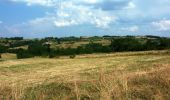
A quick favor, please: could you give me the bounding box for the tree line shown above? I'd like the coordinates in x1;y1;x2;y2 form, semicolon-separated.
0;36;170;59
16;37;170;59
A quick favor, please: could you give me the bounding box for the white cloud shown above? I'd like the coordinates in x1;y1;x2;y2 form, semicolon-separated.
9;0;136;33
124;2;136;9
11;0;132;7
3;0;170;37
27;1;118;28
4;25;21;34
28;17;55;25
121;26;139;32
83;0;98;4
11;0;56;7
10;0;100;7
93;16;115;28
152;20;170;31
54;20;78;27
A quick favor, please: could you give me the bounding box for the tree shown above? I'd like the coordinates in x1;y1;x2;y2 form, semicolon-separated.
16;49;33;59
28;42;50;56
159;38;170;49
8;37;23;40
145;39;161;50
0;45;8;53
110;37;144;52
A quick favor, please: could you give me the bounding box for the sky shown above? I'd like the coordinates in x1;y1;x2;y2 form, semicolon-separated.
0;0;170;38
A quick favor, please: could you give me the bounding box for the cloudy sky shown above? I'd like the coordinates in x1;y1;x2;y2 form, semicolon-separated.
0;0;170;38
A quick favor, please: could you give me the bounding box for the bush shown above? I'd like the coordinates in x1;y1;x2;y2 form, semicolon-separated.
0;45;8;53
49;54;55;58
17;49;33;59
69;55;76;59
145;39;161;50
0;54;1;58
49;54;60;58
168;49;170;54
110;37;144;51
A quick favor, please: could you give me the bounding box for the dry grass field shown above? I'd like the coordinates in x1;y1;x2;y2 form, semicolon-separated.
0;50;170;100
53;39;111;49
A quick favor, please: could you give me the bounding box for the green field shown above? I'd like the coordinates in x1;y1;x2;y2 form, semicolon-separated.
0;50;170;100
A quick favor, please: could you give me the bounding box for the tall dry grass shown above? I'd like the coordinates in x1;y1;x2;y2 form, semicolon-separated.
0;66;169;100
0;50;170;100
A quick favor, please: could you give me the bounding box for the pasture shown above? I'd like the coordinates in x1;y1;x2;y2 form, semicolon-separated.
0;50;170;100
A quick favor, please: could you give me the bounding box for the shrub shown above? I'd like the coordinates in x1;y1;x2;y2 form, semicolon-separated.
167;49;170;54
69;54;76;59
49;54;55;58
49;54;60;58
0;45;8;53
110;37;143;51
16;49;33;59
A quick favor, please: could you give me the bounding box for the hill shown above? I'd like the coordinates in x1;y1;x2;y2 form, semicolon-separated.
0;50;170;99
1;35;170;59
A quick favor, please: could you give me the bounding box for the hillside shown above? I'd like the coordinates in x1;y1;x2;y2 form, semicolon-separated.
0;50;170;99
1;36;170;59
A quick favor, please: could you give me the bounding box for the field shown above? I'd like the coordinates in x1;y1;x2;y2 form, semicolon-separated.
0;50;170;100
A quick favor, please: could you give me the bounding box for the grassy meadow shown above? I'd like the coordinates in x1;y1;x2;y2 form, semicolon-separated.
0;50;170;100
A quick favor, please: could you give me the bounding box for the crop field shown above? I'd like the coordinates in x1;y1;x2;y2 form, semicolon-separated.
0;50;170;100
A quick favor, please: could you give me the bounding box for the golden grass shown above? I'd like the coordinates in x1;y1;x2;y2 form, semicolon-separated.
1;53;17;59
11;45;28;50
54;39;111;49
0;50;170;99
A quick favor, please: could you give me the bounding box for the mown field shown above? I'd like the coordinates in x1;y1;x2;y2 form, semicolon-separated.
0;50;170;100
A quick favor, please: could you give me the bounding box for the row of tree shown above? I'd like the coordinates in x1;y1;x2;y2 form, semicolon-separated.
16;42;111;59
1;37;170;59
111;37;170;51
16;37;170;59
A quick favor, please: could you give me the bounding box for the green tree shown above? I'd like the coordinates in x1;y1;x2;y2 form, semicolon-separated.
17;49;33;59
110;37;144;52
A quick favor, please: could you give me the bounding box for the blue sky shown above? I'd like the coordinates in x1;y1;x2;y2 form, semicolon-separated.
0;0;170;38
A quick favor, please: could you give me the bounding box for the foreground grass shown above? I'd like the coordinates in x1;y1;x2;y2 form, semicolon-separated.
0;50;170;100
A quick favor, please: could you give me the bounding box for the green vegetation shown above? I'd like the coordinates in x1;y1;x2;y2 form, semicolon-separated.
0;35;170;59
